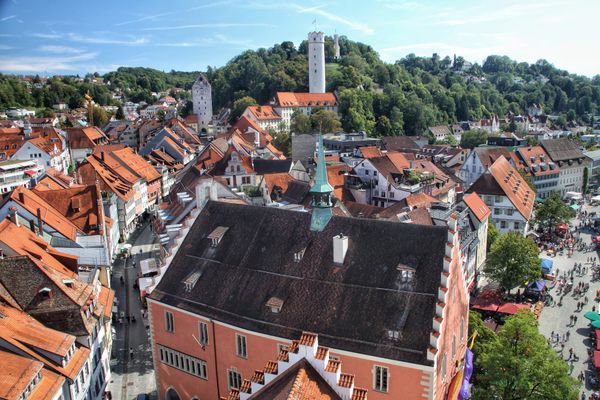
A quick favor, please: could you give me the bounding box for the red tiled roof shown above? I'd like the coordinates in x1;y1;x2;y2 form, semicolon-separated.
488;157;534;219
66;127;108;149
276;92;337;107
263;173;295;194
359;146;382;158
246;105;282;120
463;192;491;222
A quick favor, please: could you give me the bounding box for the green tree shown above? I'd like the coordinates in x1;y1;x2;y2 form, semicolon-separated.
230;96;258;122
468;311;497;358
487;218;499;251
310;109;342;133
473;311;579;400
533;192;575;234
155;108;165;121
375;115;392;137
269;128;291;156
460;130;488;149
484;232;541;293
508;119;518;132
91;106;108;127
290;111;312;134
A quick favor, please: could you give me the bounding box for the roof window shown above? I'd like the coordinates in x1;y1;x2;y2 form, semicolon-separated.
266;297;284;313
183;271;202;292
207;226;229;247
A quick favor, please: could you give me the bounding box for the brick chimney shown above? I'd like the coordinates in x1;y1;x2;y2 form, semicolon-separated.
8;207;19;227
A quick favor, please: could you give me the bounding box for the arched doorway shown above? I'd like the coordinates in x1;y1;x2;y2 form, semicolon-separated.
165;388;181;400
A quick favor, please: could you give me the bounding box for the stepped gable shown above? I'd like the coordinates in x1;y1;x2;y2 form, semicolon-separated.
151;201;447;365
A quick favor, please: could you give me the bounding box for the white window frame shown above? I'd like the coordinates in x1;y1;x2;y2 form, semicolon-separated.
227;368;242;390
373;365;389;392
236;334;247;358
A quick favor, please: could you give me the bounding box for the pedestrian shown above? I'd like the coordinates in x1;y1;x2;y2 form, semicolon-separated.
567;331;571;341
570;315;574;325
569;347;574;358
575;316;578;324
129;347;134;359
577;301;581;311
126;315;130;323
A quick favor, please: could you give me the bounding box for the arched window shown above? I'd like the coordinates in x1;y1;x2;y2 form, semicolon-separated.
165;388;181;400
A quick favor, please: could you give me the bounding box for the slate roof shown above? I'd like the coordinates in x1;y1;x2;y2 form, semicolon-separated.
541;138;586;162
253;159;293;175
151;201;448;365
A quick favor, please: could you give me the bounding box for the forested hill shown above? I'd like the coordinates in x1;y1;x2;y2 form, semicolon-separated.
1;36;599;136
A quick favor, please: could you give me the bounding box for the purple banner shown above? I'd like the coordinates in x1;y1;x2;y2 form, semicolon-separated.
459;348;474;399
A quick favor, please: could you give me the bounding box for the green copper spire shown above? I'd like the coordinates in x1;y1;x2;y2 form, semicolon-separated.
310;134;333;232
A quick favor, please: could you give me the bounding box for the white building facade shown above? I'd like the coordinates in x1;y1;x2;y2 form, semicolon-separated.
308;31;326;93
192;74;213;132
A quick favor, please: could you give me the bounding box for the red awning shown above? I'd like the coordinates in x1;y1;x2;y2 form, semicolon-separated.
594;351;600;368
496;303;530;315
24;169;37;176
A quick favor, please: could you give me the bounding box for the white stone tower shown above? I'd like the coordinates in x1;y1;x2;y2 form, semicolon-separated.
333;34;340;60
192;74;212;133
308;31;326;93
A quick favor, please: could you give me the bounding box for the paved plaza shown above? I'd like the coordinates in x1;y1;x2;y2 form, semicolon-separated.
537;201;600;398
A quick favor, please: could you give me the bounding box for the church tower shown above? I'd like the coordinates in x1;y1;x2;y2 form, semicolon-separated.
333;34;340;61
308;31;326;93
192;74;212;133
310;134;334;232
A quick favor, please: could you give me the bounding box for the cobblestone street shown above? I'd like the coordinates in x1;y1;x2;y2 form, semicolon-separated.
537;202;600;399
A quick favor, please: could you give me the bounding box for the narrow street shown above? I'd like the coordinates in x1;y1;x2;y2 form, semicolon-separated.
108;222;158;400
537;201;600;399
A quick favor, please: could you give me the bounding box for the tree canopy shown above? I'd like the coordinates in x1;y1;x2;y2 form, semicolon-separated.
484;231;541;292
533;192;575;233
460;130;488;149
473;310;579;400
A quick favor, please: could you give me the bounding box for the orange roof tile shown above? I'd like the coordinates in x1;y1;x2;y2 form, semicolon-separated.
276;92;337;107
0;219;78;277
488;157;534;219
326;164;348;200
98;285;115;319
29;367;64;400
404;192;439;209
463;192;491;222
263;173;295;194
359;146;383;158
246;105;282;120
0;350;43;400
8;187;81;241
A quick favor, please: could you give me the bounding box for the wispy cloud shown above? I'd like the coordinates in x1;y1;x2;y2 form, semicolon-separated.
116;0;236;26
0;45;14;50
291;4;374;35
156;34;260;50
375;0;423;11
31;32;148;46
38;45;84;54
0;52;98;72
1;15;16;22
143;22;275;31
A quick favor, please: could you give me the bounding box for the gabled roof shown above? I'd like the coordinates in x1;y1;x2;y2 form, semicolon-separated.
263;173;295;196
112;147;161;183
462;192;491;222
246;105;282;120
541;138;586;162
6;186;81;240
151;201;448;365
0;302;89;381
428;125;450;136
275;92;337;107
472;147;511;168
78;156;134;201
0;255;97;336
0;349;65;400
253;158;292;175
358;146;383;158
467;157;534;219
66;127;108;149
326;164;350;201
515;146;559;177
365;152;410;182
381;135;421;151
0;219;78;277
33;184;103;235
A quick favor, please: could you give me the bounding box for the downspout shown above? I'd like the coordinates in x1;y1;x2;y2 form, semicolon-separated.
211;319;221;398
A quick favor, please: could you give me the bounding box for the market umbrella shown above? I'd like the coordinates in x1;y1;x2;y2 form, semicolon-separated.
585;311;600;321
591;319;600;329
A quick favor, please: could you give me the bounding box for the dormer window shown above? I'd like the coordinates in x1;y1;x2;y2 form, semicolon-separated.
266;297;284;313
208;226;229;247
387;330;400;340
397;265;415;283
294;248;306;262
38;287;52;298
63;279;74;287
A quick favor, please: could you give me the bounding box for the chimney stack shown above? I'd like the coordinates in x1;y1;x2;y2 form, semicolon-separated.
36;208;44;236
8;207;19;227
333;233;348;265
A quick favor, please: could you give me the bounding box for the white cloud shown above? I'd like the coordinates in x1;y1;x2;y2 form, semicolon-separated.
143;22;275;31
188;0;237;10
30;33;62;39
1;15;16;22
156;34;259;50
31;32;148;46
376;0;423;11
0;52;98;72
291;4;374;35
38;45;84;54
116;0;236;26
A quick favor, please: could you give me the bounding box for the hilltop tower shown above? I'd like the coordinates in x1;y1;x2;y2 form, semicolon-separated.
192;74;212;133
333;34;340;60
308;31;326;93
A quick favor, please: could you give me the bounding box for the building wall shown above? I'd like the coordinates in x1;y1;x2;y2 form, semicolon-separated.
558;163;587;197
459;152;485;189
308;32;326;93
192;76;213;131
149;299;437;400
481;194;528;235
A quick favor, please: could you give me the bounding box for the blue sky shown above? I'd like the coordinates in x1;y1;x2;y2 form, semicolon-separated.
0;0;598;77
